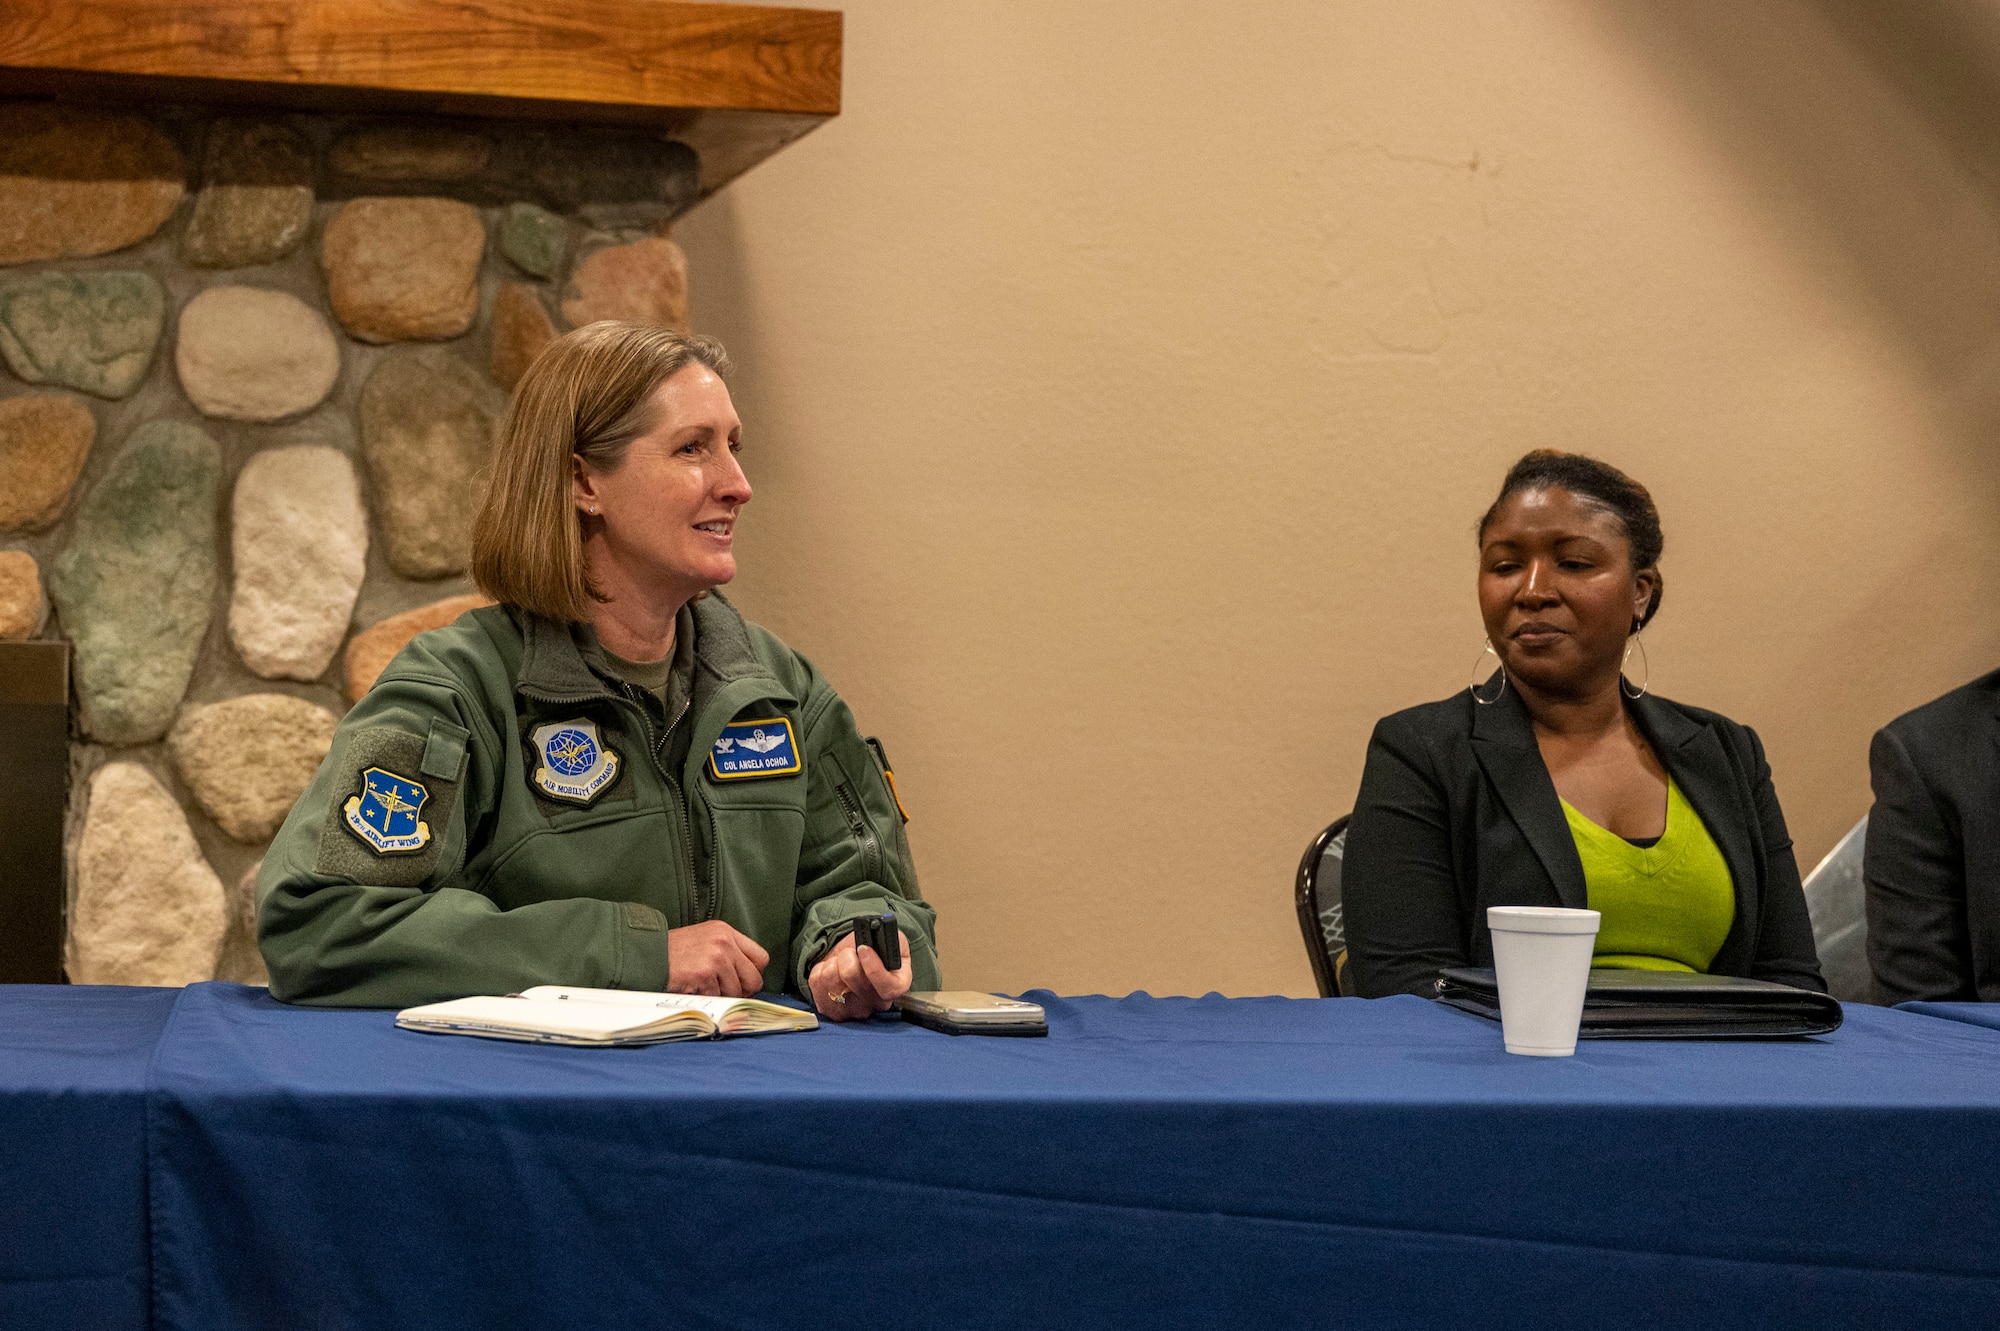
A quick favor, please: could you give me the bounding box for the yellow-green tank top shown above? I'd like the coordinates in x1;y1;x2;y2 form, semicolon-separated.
1560;778;1735;973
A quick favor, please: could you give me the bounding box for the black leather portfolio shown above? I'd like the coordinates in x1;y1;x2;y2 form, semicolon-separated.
1434;967;1844;1039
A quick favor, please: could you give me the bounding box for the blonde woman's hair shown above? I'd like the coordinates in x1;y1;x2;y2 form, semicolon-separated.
472;321;731;622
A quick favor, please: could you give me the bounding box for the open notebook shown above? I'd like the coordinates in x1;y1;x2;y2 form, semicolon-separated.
395;986;819;1046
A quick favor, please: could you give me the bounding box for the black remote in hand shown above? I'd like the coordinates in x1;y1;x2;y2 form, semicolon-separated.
850;912;902;971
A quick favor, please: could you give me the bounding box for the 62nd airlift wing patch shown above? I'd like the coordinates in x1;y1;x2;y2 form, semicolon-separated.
343;767;432;854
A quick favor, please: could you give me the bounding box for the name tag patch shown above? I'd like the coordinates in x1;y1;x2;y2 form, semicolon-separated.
530;718;621;804
710;716;801;780
343;767;433;855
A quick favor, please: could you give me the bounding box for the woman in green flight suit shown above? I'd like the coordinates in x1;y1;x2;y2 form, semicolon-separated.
258;322;938;1016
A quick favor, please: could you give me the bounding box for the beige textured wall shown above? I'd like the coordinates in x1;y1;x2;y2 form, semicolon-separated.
677;0;2000;997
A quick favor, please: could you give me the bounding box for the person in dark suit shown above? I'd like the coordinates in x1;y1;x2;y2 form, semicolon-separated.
1342;451;1825;999
1865;671;2000;1003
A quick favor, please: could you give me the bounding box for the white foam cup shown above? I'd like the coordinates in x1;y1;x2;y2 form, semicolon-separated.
1486;906;1601;1056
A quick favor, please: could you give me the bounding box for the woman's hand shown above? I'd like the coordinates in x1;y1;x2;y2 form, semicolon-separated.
666;921;770;997
808;930;912;1021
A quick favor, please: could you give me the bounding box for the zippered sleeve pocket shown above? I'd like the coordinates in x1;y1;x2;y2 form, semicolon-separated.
831;777;882;886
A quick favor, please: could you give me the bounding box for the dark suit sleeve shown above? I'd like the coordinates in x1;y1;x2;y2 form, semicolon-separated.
1736;726;1825;992
1864;726;1973;1003
1342;719;1468;999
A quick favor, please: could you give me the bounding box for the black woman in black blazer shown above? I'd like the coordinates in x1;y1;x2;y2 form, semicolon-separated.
1342;682;1827;999
1865;668;2000;1003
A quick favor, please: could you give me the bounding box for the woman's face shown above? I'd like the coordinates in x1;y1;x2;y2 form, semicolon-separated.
574;362;751;598
1477;486;1656;695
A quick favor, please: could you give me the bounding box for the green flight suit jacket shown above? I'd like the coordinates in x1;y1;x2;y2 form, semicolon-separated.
258;594;939;1007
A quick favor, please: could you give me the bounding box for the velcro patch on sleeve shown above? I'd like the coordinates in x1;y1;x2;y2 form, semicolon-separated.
314;726;463;887
421;717;471;782
622;901;663;931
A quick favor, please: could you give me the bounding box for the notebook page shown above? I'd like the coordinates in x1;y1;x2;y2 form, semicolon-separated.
397;995;711;1042
518;987;817;1033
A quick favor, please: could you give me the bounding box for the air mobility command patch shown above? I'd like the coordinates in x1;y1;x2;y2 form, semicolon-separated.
342;767;433;855
709;717;801;780
530;718;621;804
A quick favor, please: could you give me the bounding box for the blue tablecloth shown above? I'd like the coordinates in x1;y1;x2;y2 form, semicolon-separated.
1898;1000;2000;1032
9;983;2000;1330
0;985;178;1330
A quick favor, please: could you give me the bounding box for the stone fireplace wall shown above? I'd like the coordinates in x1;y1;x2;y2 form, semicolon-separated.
0;98;702;986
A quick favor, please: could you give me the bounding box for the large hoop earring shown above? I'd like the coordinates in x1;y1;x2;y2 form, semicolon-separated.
1621;633;1650;700
1468;640;1507;705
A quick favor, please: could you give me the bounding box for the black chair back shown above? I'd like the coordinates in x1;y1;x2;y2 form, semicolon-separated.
1294;814;1352;998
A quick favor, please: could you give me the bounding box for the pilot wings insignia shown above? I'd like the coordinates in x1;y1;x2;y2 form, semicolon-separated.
709;716;801;781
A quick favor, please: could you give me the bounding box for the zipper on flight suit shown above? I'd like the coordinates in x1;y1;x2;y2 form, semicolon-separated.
612;681;703;923
833;779;881;884
700;802;721;924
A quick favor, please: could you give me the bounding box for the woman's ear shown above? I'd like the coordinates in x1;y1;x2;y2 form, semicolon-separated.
1632;568;1660;629
571;454;600;515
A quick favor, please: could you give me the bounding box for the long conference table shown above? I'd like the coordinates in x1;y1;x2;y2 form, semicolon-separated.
4;982;1998;1331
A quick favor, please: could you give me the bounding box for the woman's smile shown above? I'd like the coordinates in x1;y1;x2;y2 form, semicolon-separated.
573;363;753;610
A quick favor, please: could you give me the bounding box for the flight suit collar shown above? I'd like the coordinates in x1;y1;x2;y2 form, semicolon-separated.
513;593;797;718
513;610;615;705
687;591;769;684
681;594;801;789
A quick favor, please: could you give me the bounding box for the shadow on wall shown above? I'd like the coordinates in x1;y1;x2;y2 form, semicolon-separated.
1586;0;2000;874
1813;0;2000;206
1586;0;2000;406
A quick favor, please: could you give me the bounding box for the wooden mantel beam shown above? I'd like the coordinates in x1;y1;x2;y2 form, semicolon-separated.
0;1;841;117
0;2;841;191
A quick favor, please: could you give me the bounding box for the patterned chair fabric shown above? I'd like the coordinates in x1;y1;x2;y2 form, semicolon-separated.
1294;815;1351;998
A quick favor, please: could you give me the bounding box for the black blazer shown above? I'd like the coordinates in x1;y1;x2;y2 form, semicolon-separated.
1865;668;2000;1003
1342;682;1826;999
